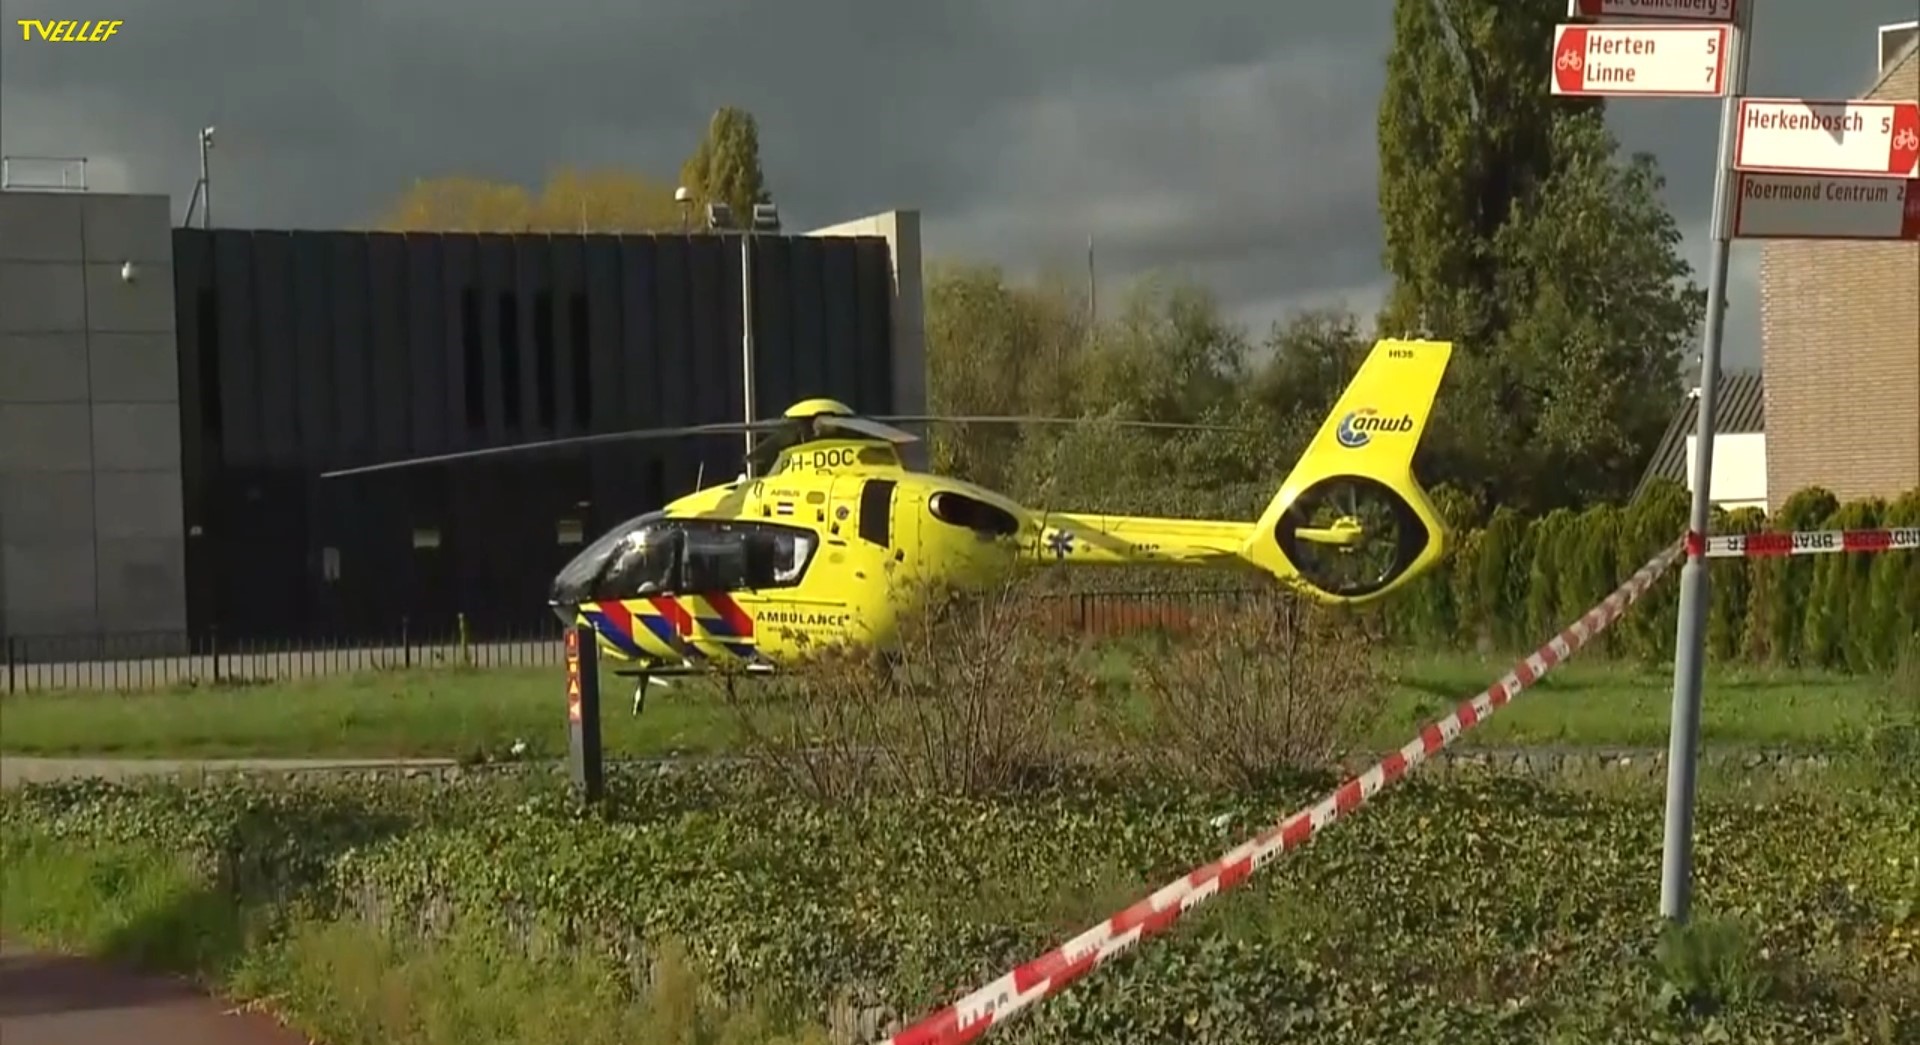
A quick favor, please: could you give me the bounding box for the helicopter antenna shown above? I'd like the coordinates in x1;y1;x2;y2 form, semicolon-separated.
695;460;705;492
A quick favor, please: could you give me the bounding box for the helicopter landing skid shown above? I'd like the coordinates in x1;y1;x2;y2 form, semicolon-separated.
613;665;684;716
612;662;776;715
631;674;665;716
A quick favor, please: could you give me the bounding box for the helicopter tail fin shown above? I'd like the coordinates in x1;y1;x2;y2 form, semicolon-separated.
1237;338;1454;600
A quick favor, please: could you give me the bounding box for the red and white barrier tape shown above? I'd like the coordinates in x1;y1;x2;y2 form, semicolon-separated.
881;540;1689;1045
1700;527;1920;559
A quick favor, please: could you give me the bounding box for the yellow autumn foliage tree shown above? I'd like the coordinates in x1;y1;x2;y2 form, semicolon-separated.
376;167;687;233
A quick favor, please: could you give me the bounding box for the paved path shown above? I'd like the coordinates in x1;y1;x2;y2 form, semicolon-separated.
0;756;455;788
4;743;1788;790
0;941;313;1044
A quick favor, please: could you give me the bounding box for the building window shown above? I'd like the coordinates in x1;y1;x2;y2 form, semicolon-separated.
499;292;522;430
534;291;557;431
461;289;484;433
569;293;592;429
196;288;224;440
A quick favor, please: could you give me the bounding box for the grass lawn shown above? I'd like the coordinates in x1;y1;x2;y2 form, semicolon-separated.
0;830;821;1045
0;646;1896;760
1369;650;1894;751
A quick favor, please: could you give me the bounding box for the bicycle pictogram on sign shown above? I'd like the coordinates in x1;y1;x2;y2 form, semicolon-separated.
1557;49;1584;72
1893;127;1919;152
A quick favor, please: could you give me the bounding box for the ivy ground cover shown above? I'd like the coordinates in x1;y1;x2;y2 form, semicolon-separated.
3;767;1915;1045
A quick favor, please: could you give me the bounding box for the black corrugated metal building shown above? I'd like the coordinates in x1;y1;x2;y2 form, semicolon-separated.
170;229;898;642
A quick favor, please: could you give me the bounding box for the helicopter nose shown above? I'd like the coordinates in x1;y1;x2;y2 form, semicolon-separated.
549;546;601;606
550;569;585;606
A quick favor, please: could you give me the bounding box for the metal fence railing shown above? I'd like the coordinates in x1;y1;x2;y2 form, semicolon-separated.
1;155;90;191
3;590;1259;694
2;620;563;694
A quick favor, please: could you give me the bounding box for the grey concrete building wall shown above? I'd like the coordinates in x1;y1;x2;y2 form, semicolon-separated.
0;189;187;654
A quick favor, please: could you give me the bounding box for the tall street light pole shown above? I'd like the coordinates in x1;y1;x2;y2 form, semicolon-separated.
197;126;215;229
705;199;782;479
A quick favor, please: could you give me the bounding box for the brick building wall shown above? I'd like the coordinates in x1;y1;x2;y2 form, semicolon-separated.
1759;38;1920;512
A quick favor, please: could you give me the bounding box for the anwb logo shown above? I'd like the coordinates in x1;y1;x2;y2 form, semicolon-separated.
1335;408;1415;449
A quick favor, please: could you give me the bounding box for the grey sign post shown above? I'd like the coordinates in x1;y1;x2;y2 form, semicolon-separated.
1659;0;1756;924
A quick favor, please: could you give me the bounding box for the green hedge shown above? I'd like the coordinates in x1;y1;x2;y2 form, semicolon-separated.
1383;481;1920;671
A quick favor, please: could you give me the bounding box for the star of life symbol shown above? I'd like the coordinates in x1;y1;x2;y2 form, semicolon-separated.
1044;528;1075;559
1895;127;1919;152
1557;48;1582;72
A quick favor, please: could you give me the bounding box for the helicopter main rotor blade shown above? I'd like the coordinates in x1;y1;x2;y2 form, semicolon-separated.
815;414;920;444
871;414;1261;435
320;419;794;478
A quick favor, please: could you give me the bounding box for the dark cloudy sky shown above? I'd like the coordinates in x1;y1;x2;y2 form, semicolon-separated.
4;2;1914;371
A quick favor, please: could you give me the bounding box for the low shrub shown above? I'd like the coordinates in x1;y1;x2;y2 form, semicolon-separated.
720;573;1390;800
719;572;1097;801
1132;584;1385;789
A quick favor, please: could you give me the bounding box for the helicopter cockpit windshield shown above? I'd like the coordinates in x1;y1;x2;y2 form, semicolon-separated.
549;511;821;612
549;511;680;607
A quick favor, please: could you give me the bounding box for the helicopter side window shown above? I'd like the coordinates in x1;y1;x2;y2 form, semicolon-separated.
758;529;814;585
675;522;818;591
681;526;752;591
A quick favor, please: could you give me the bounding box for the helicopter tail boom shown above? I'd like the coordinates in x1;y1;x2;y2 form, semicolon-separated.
1026;515;1255;568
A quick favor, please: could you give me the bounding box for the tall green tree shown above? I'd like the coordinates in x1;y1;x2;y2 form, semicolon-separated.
922;262;1089;489
924;263;1267;517
679;107;771;226
1377;0;1705;513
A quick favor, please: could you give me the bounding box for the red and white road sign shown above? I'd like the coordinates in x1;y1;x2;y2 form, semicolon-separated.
1735;98;1920;178
1702;528;1920;558
1551;24;1730;97
1733;173;1920;240
1568;0;1737;22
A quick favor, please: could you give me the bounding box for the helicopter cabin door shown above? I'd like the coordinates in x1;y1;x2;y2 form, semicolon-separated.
672;480;864;665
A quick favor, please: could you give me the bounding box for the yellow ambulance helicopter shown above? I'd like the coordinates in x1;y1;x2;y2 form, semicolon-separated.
324;337;1454;710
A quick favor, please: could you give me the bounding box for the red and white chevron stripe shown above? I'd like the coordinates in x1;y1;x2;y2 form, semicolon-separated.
1700;527;1920;558
879;539;1688;1045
